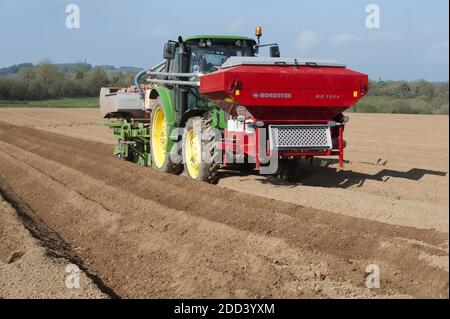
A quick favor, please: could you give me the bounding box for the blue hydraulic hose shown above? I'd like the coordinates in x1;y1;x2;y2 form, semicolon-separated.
134;69;147;98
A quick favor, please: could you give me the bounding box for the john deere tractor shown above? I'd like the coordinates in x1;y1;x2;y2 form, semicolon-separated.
100;29;368;183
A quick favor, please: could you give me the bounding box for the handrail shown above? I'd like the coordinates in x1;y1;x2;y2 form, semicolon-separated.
147;78;200;87
135;61;201;96
146;71;199;78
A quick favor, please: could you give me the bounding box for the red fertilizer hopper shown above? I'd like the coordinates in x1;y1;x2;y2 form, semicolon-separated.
200;57;368;121
199;57;368;170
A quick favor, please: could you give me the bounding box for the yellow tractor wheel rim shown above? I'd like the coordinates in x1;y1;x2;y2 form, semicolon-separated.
151;107;167;169
185;129;201;179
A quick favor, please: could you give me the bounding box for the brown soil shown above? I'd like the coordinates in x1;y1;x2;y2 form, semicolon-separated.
0;112;448;298
1;109;447;232
0;193;108;298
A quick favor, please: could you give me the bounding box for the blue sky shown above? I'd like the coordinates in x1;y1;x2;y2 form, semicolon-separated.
0;0;448;81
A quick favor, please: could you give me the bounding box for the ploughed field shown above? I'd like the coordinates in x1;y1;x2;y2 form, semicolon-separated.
0;108;448;298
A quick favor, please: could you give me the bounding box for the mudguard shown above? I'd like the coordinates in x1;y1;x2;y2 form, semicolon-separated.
151;87;176;127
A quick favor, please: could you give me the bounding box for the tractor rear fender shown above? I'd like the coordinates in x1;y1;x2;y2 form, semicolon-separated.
150;86;181;144
150;87;176;127
179;109;207;128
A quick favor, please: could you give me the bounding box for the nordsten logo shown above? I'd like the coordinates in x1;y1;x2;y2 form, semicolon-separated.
253;92;292;99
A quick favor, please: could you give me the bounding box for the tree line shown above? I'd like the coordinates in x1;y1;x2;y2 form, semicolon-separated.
0;61;448;114
352;80;449;115
0;61;136;100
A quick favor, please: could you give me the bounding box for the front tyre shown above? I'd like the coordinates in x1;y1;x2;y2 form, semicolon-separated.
183;116;220;184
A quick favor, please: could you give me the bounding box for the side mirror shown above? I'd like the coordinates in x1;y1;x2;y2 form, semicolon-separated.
163;42;177;59
270;45;280;58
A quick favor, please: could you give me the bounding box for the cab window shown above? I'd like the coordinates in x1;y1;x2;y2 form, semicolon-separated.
190;44;253;74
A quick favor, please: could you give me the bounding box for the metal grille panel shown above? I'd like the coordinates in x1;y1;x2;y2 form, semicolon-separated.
270;125;332;150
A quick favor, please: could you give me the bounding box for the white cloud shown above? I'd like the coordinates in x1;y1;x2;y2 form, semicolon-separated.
431;40;449;51
226;18;245;33
295;31;321;52
425;40;449;62
329;34;361;46
146;26;171;38
368;31;401;41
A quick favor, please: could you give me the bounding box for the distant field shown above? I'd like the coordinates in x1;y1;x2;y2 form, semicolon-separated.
0;98;99;108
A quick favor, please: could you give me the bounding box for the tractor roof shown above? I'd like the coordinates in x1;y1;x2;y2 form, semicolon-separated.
184;35;256;44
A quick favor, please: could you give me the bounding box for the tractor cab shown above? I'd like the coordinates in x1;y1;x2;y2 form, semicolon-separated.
159;35;282;124
163;35;280;75
163;36;257;75
159;36;260;124
184;36;256;74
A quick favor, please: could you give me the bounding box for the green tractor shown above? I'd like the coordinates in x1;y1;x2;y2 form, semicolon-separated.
101;32;280;183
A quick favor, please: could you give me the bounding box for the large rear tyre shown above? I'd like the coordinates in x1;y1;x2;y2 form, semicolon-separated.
150;99;183;175
183;116;220;184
